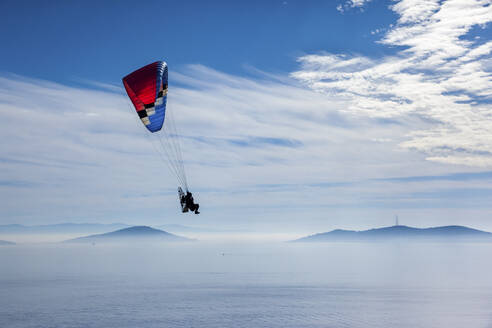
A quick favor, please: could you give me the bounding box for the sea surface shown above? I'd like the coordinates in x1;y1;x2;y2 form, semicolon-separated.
1;241;492;328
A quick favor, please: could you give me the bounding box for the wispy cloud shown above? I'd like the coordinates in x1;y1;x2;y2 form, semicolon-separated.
377;171;492;183
337;0;372;13
0;68;384;224
0;180;38;188
294;0;492;167
2;57;492;229
227;136;302;148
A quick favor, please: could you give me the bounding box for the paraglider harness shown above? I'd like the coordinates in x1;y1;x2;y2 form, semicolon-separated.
178;187;200;214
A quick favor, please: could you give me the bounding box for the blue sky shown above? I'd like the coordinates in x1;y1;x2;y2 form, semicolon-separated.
1;0;492;233
0;0;398;83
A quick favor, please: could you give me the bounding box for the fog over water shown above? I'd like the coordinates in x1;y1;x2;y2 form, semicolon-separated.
1;241;492;327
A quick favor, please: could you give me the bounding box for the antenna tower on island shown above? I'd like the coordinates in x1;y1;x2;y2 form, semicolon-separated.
395;215;399;226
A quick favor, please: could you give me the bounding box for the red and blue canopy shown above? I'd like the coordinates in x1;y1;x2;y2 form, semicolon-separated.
122;61;168;133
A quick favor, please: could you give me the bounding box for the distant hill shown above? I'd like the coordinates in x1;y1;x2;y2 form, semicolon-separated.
0;223;129;234
0;223;245;236
65;226;192;243
293;225;492;242
0;239;15;245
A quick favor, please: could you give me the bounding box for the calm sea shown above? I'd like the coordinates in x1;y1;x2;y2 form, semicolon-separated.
1;241;492;327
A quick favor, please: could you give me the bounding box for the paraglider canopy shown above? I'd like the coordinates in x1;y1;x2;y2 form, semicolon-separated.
122;61;168;133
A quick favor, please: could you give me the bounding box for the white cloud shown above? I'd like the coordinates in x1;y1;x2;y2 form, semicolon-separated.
4;64;484;228
0;69;409;224
293;0;492;168
390;0;440;24
337;0;372;12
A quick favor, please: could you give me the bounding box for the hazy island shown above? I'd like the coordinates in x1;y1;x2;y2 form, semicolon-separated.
0;223;129;235
293;225;492;243
65;226;192;243
0;239;15;245
0;222;224;236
